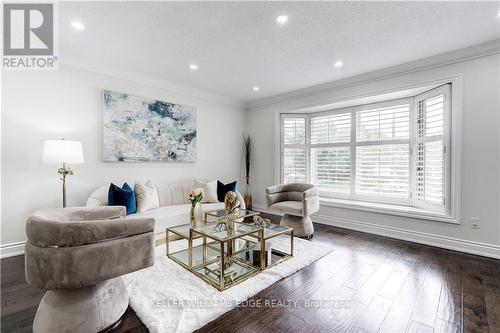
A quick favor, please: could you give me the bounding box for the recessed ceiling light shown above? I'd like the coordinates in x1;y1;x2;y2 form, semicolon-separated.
70;21;85;31
334;60;344;68
497;11;500;18
276;15;288;25
253;86;260;91
189;64;198;71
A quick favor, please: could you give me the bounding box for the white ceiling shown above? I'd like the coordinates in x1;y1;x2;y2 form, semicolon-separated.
60;1;500;103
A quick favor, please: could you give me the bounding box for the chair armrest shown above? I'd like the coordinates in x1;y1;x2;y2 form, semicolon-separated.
303;186;319;199
302;186;319;216
303;196;320;217
266;184;287;195
31;206;126;222
27;207;154;247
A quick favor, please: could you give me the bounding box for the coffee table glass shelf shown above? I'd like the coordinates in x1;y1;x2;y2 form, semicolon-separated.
166;211;293;291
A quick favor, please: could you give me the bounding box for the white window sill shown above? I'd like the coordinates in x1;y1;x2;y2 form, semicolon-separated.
319;197;459;224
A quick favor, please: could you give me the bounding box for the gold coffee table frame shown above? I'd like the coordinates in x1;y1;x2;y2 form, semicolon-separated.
166;210;294;291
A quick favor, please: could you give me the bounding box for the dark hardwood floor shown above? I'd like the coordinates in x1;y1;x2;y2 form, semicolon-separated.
2;213;500;333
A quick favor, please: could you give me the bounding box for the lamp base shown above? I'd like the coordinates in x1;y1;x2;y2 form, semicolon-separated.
58;164;73;208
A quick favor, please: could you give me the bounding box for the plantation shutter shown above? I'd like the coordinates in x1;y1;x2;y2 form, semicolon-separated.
413;85;450;209
282;116;307;183
355;102;411;199
310;112;351;193
279;84;452;213
311;113;351;144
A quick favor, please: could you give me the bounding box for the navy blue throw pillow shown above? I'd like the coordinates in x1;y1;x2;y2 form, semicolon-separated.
217;180;237;202
108;183;137;215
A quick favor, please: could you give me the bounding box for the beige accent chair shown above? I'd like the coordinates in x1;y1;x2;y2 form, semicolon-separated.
266;183;319;239
25;206;155;333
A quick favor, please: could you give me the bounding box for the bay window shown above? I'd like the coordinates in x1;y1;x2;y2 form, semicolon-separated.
280;84;452;216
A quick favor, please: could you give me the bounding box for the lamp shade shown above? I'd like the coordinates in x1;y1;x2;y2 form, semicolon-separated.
42;140;84;164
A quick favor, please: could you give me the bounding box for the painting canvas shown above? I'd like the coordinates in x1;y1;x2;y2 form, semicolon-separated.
103;90;197;162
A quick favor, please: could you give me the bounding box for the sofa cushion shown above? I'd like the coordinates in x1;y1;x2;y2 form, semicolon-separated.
269;201;303;216
156;180;194;206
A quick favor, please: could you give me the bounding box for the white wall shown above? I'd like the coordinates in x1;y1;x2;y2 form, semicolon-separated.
1;64;246;246
247;54;500;257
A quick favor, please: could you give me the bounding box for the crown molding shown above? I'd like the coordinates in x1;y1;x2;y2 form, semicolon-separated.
59;53;246;109
247;39;500;110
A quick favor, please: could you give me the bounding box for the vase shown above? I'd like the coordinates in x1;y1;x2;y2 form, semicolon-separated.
190;202;203;228
244;178;253;210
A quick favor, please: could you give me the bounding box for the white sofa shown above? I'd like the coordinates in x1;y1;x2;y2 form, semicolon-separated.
86;179;245;242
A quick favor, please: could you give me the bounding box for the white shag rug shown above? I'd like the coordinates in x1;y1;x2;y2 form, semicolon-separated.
122;236;333;333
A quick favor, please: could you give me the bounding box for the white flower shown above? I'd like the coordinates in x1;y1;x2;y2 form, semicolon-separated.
188;187;205;203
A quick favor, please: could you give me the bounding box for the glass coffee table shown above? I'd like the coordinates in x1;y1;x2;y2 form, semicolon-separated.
166;213;294;291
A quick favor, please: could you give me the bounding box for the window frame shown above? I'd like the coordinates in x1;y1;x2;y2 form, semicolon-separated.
279;84;453;217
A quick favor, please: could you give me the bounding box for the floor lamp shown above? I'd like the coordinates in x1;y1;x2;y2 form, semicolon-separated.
43;139;84;208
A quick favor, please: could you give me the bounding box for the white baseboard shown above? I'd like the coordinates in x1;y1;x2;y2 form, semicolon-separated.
1;241;25;259
253;204;500;259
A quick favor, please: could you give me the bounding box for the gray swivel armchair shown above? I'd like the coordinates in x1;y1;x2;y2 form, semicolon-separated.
266;183;319;238
25;206;155;333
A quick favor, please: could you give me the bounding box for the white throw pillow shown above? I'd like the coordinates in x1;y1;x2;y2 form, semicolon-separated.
194;180;219;203
134;180;160;213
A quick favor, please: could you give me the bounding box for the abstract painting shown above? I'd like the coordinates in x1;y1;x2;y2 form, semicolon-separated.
103;90;197;162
